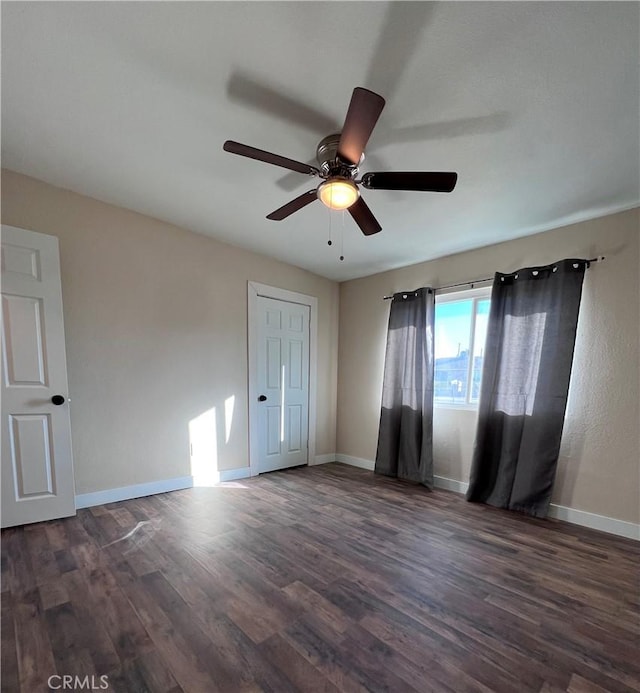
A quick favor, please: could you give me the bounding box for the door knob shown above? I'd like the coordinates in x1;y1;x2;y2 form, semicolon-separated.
51;395;66;406
258;395;267;402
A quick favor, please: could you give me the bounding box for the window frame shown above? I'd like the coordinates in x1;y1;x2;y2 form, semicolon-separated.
433;285;492;410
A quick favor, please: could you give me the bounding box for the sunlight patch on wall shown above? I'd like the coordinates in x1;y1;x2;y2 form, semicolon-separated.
224;395;235;444
189;407;218;487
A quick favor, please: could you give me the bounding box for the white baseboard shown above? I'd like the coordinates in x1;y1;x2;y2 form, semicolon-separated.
310;453;336;466
217;467;251;482
335;456;468;493
76;460;325;508
433;475;470;494
75;476;194;509
335;453;374;470
334;454;639;540
75;468;254;508
547;504;639;540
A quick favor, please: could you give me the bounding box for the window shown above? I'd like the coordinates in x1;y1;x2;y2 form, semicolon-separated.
434;287;491;407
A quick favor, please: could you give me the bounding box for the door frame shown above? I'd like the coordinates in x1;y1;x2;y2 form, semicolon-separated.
247;281;317;477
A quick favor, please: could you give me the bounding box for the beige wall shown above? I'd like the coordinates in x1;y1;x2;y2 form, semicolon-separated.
337;208;640;524
1;170;339;494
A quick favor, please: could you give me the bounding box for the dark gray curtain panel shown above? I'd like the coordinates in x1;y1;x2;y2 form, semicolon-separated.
466;258;588;517
375;288;435;487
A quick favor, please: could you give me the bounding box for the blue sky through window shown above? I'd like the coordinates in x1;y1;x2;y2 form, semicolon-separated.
435;300;470;358
434;297;490;404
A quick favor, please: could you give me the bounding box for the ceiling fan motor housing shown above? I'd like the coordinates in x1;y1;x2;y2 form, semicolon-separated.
316;133;363;178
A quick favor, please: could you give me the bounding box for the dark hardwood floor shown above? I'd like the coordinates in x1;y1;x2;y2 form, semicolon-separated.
2;463;639;693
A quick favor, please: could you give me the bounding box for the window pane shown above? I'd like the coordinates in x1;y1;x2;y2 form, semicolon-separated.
434;300;472;404
470;299;490;403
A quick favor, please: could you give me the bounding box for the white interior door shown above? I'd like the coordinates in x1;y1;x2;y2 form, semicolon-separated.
256;296;310;473
1;225;76;527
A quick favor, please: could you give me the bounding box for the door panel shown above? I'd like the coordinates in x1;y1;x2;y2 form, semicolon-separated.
266;338;281;389
2;294;48;385
1;241;42;281
288;340;303;389
1;225;76;527
256;296;310;473
9;414;55;497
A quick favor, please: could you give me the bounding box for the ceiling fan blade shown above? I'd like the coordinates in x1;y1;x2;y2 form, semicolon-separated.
276;158;320;191
337;88;386;166
361;171;458;193
223;141;320;176
266;190;318;221
348;196;382;236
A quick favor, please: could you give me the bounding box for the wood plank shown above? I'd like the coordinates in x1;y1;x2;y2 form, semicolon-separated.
43;601;96;679
12;588;57;692
38;581;69;611
1;592;20;693
43;521;69;552
53;548;77;574
128;650;183;693
259;632;342;693
2;528;36;596
73;562;155;664
60;569;123;675
121;572;235;692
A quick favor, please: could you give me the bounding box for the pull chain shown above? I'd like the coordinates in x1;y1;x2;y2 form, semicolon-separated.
339;210;345;261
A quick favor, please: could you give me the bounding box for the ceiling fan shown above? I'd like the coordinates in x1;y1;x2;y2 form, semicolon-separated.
223;87;458;236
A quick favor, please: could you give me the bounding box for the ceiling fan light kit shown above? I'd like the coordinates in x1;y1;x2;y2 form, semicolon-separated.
223;86;458;238
318;179;359;210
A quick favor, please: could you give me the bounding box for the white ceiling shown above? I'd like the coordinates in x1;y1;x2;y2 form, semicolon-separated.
2;2;638;281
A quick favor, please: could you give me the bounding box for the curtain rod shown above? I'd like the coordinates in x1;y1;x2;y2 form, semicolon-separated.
382;256;605;300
